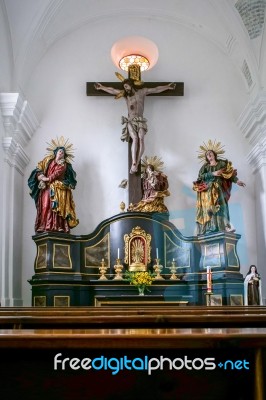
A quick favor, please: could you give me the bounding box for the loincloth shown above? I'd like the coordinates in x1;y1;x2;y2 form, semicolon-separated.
121;116;148;142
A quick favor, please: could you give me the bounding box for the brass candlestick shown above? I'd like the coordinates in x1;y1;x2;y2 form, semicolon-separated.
170;260;180;280
153;258;164;280
205;291;213;306
113;258;124;280
98;259;108;280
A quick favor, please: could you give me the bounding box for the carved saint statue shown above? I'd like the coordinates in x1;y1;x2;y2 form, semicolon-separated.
28;136;79;233
244;265;263;305
193;140;245;235
129;156;170;213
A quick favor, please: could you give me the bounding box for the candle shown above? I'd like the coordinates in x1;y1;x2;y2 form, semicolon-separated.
117;248;120;259
156;248;159;258
207;266;212;292
173;258;175;262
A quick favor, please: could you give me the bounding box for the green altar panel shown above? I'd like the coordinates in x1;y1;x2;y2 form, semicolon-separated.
29;212;244;306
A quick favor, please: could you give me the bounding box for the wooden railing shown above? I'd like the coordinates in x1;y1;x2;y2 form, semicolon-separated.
0;306;266;329
0;306;265;400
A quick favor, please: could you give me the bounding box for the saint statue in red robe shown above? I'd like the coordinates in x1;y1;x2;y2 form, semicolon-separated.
28;137;79;233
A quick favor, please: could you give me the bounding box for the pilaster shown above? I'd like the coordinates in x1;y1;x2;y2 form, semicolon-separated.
237;90;266;302
0;93;39;306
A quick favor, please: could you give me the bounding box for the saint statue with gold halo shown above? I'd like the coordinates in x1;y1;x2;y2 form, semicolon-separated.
28;136;79;233
129;155;170;213
193;140;245;235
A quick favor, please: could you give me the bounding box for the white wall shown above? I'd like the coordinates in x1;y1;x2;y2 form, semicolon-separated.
0;1;13;91
0;1;11;304
20;15;257;305
0;113;4;305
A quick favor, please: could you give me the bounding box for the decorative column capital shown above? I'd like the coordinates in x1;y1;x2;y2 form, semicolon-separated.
237;91;266;145
0;92;39;147
0;92;39;173
2;137;30;174
247;138;266;173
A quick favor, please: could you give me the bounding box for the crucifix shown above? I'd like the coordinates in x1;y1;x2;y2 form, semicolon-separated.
87;65;184;206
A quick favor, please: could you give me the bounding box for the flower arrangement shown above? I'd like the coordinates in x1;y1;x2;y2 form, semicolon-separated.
125;270;155;295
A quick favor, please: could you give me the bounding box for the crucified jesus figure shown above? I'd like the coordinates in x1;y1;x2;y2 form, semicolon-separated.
94;79;176;174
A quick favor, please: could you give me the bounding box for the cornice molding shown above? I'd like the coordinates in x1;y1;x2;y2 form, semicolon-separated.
0;92;39;147
2;136;17;156
2;137;30;174
17;99;39;145
247;137;266;173
237;91;266;145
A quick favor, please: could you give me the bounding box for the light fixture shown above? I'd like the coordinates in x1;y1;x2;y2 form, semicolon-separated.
111;36;158;71
119;54;150;72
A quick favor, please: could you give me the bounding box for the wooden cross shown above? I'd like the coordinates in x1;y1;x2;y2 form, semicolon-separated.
86;76;184;206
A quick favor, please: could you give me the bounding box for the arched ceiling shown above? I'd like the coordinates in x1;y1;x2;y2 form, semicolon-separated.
3;0;266;90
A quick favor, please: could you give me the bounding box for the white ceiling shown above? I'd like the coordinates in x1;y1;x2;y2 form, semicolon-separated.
3;0;266;90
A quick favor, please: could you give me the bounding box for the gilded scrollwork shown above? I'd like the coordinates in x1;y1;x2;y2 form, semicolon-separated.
124;226;151;271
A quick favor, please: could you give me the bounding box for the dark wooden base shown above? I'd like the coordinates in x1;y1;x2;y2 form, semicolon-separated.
29;212;244;307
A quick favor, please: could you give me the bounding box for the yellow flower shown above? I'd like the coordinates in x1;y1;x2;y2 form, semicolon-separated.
125;271;155;288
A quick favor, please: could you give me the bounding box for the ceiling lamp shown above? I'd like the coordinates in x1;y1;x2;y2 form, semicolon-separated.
119;54;150;72
111;36;159;71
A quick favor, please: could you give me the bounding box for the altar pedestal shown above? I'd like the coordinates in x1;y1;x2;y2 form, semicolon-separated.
29;212;244;306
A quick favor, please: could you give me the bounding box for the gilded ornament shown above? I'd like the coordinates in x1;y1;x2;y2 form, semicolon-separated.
124;226;151;271
197;139;225;162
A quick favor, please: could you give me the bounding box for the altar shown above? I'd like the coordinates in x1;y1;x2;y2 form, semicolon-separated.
29;211;244;307
28;64;246;308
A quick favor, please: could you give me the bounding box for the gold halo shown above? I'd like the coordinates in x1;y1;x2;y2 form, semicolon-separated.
197;139;225;162
141;155;164;175
46;136;75;163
